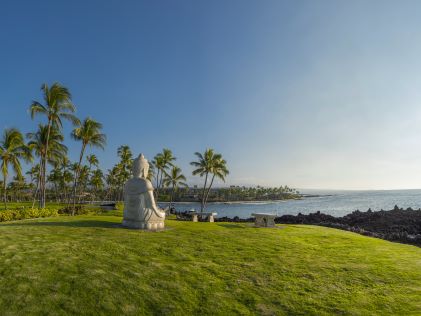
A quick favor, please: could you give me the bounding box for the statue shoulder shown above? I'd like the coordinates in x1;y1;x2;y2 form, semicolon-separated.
143;179;154;191
124;178;152;194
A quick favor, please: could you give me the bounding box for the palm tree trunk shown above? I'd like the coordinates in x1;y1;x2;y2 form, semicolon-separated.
200;173;209;212
38;158;44;208
155;169;160;199
63;185;68;204
72;143;86;215
31;176;40;209
3;173;7;210
40;157;46;208
169;184;175;210
203;174;215;208
41;121;52;209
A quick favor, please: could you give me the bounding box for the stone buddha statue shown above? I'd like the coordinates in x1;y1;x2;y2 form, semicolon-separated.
122;154;165;230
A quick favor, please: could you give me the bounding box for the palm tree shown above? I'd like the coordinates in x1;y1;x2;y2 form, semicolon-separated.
71;117;106;214
77;165;90;202
29;82;79;207
152;149;175;199
26;164;40;186
26;164;40;208
163;166;187;210
117;145;132;199
58;156;72;203
86;154;99;171
90;169;104;201
117;145;132;171
83;154;99;198
203;155;228;206
47;165;62;201
0;128;32;209
27;124;67;206
105;166;119;201
190;149;228;212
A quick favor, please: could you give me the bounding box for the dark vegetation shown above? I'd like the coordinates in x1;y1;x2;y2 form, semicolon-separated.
214;206;421;246
158;185;300;203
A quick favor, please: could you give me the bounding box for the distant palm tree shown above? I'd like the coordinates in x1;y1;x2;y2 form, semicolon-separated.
117;145;132;171
90;169;104;201
86;154;99;171
29;82;79;207
26;164;40;208
26;164;40;185
71;118;106;214
152;149;175;199
117;145;133;198
0;128;32;209
47;164;63;201
58;156;72;203
163;166;188;210
190;149;228;212
105;166;119;201
27;124;67;206
83;154;99;198
77;165;90;202
203;155;228;207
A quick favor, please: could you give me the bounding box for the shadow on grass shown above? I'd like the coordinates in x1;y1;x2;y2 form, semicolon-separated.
4;220;120;229
216;223;247;229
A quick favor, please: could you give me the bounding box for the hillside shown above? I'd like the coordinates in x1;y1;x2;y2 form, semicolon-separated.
0;216;420;315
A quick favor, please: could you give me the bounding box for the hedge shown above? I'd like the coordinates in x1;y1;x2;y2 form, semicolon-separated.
0;208;59;222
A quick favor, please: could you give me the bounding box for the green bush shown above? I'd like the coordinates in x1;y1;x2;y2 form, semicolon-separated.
58;206;90;215
0;208;59;222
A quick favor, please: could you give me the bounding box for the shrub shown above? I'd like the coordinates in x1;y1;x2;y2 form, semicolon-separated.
58;206;89;215
0;208;59;222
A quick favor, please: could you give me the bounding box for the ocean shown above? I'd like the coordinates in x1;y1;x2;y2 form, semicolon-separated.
159;189;421;219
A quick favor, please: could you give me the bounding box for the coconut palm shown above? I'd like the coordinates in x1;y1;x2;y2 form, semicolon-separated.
29;82;79;207
71;118;106;214
57;156;72;203
82;154;99;198
0;128;32;209
203;155;229;206
47;165;63;201
26;164;40;184
117;145;132;172
26;164;40;208
77;165;90;202
27;124;67;206
105;166;119;201
152;149;175;199
190;149;228;212
90;169;104;201
86;154;99;170
117;145;133;198
163;166;187;210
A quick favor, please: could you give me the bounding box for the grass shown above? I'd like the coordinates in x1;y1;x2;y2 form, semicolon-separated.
0;215;420;315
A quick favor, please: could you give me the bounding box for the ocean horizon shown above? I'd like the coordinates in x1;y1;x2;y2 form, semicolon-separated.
160;189;421;219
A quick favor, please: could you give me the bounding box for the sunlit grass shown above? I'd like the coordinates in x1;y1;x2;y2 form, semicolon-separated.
0;216;420;315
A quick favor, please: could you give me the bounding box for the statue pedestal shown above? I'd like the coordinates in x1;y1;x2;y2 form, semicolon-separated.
122;219;165;230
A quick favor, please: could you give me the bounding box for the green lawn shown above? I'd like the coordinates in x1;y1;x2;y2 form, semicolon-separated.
0;216;420;315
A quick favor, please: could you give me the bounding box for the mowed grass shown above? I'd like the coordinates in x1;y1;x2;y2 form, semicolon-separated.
0;216;420;315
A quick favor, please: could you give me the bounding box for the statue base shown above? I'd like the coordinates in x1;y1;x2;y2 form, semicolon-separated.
122;219;165;230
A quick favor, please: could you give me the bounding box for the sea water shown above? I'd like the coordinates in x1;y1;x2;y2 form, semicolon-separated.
159;189;421;219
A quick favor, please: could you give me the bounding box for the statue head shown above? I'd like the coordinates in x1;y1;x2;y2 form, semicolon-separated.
133;153;149;179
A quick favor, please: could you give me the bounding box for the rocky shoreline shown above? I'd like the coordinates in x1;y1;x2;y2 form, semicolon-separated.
211;206;421;246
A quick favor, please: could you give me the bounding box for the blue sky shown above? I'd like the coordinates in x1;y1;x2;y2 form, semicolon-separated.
2;0;421;189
